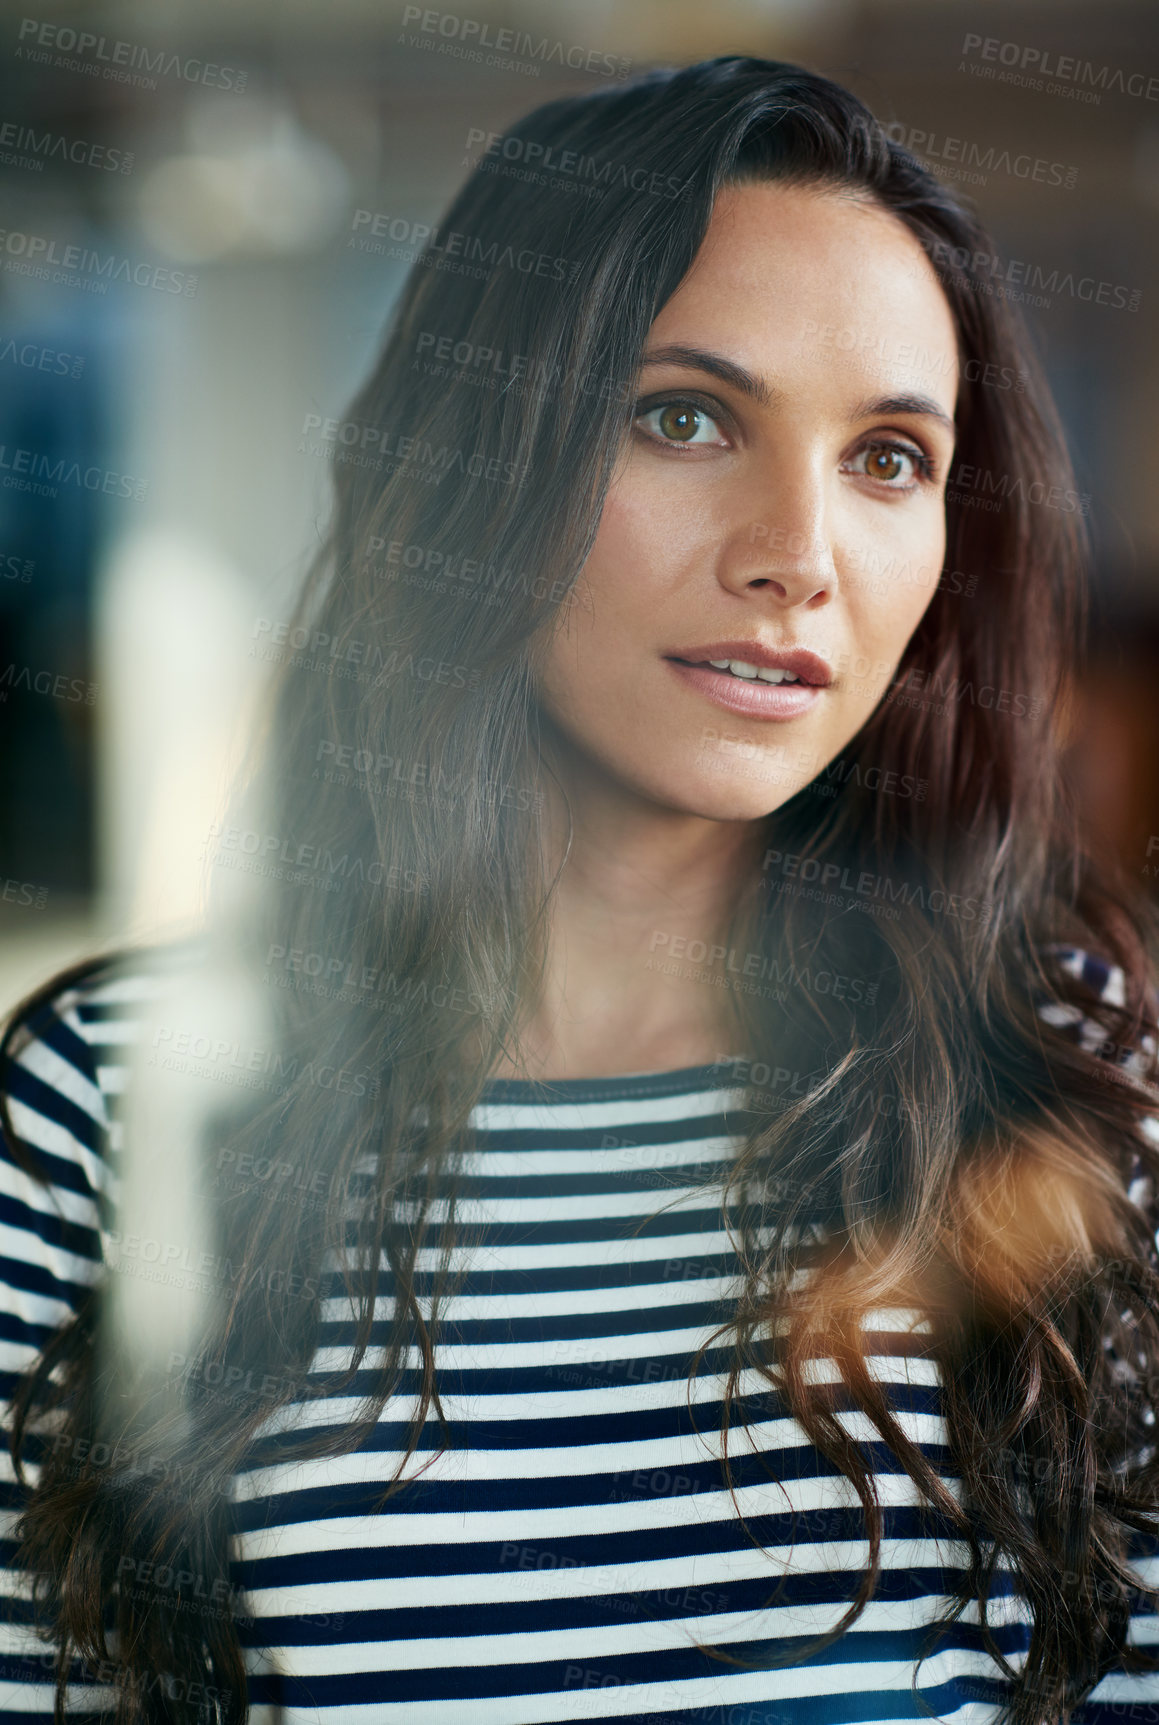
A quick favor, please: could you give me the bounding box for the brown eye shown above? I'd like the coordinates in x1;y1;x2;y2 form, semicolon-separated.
844;440;933;490
657;404;702;441
635;399;727;447
865;444;904;482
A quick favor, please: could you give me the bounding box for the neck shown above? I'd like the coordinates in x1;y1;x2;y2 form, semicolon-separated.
501;726;767;1080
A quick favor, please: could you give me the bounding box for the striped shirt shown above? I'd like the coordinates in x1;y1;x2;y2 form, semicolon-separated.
1;949;1159;1722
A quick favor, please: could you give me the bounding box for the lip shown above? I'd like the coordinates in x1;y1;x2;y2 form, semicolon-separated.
664;641;834;687
665;658;823;720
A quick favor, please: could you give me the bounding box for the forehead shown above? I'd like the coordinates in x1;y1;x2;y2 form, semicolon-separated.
649;180;960;411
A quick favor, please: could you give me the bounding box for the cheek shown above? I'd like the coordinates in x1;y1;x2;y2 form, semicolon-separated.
584;489;640;594
887;574;939;653
573;477;702;631
835;519;944;713
848;514;945;658
536;495;645;696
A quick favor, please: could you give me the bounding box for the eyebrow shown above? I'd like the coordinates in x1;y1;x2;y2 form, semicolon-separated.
639;343;956;434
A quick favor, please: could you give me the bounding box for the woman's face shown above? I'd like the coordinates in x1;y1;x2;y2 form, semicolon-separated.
535;179;959;821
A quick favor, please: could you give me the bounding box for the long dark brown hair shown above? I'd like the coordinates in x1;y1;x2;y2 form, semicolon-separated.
5;54;1159;1725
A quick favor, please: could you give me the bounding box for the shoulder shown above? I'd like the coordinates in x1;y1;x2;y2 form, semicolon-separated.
1036;941;1159;1213
1035;942;1157;1069
0;948;186;1194
0;949;189;1324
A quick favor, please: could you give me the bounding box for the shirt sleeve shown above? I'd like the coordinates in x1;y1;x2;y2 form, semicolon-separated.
0;973;123;1717
1043;947;1159;1715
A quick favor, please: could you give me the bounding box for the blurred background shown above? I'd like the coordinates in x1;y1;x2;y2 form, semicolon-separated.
0;0;1156;1012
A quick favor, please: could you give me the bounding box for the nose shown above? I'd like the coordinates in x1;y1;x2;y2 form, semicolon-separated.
718;465;837;608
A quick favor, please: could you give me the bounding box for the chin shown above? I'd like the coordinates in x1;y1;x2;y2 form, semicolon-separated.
646;768;799;823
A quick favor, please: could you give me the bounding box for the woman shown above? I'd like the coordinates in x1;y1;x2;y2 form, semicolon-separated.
2;53;1159;1725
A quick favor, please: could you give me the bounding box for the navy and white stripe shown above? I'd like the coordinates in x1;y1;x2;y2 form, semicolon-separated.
1;956;1158;1722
